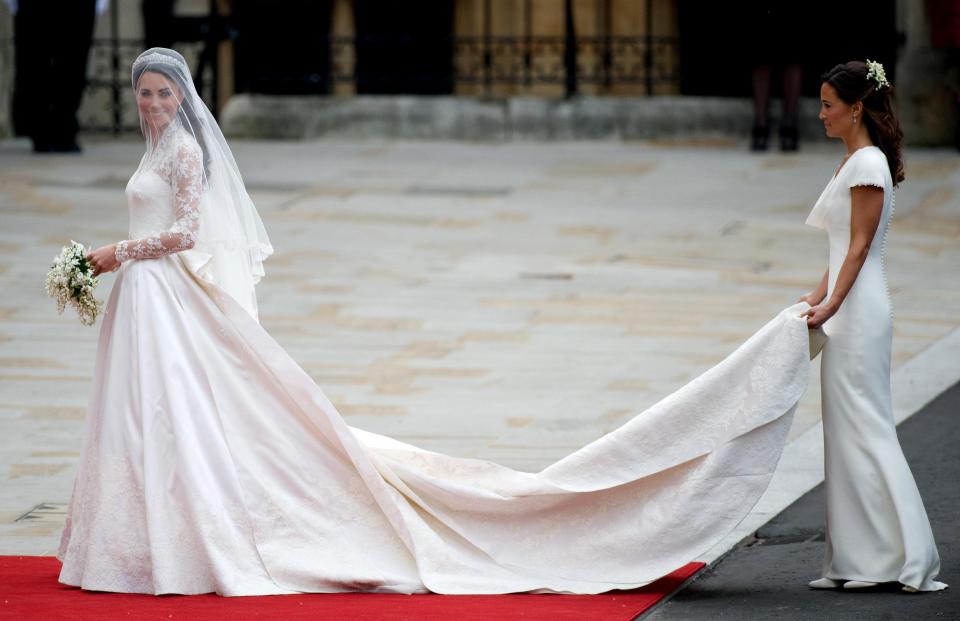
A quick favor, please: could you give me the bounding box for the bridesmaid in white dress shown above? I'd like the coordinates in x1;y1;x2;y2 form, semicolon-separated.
61;48;817;596
801;60;947;593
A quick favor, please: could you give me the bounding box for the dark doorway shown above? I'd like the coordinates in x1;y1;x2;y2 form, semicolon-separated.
676;0;899;97
353;0;455;95
233;0;335;94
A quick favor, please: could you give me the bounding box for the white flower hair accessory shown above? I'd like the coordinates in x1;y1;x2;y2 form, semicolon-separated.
865;59;890;90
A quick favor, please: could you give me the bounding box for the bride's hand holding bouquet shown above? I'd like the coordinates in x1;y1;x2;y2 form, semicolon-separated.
87;244;120;277
44;241;113;326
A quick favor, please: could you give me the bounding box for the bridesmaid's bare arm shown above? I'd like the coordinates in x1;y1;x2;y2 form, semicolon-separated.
805;185;884;328
799;271;828;307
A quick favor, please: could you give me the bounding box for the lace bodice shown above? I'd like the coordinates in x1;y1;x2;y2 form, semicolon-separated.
116;127;204;263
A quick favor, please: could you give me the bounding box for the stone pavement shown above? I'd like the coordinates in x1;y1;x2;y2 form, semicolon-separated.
1;138;958;565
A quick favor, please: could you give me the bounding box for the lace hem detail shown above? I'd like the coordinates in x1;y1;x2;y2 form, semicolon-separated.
849;181;885;189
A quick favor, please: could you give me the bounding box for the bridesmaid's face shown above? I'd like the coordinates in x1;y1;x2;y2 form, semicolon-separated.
818;83;856;139
136;71;183;131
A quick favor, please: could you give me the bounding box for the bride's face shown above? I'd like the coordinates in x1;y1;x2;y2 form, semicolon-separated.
136;71;184;131
818;82;858;140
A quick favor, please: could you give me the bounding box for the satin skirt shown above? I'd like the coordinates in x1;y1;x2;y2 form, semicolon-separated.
58;255;813;596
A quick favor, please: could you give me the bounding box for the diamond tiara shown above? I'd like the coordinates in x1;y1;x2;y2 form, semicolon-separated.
132;52;189;75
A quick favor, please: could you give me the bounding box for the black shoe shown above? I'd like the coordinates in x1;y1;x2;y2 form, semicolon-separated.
751;125;770;151
779;125;798;152
52;141;82;153
32;139;82;154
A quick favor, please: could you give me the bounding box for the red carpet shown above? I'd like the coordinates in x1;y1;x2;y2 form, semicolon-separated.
0;556;702;620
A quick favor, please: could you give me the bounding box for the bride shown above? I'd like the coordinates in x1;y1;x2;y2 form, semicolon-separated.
62;47;815;596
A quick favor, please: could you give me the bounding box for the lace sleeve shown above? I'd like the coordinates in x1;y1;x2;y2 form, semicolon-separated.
115;141;203;263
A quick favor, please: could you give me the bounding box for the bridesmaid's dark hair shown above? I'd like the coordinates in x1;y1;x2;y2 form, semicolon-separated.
821;61;905;185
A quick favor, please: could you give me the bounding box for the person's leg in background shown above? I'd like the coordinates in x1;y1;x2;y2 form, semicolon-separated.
46;0;96;152
779;62;802;151
751;63;771;151
14;0;96;152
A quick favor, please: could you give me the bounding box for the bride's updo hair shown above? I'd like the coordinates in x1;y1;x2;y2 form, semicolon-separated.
132;48;211;178
821;61;904;185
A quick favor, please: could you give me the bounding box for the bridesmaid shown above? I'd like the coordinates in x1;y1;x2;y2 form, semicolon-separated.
800;60;947;592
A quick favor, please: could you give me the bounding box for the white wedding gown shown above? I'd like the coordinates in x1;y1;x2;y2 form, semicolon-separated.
58;128;815;596
806;146;946;592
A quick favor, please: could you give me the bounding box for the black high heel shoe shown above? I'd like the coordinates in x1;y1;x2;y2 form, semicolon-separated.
751;124;770;152
779;125;799;152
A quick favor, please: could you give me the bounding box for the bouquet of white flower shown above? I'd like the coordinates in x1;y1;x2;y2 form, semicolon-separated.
45;241;103;326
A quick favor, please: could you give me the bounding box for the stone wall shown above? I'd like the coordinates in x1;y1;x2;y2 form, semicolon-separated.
221;93;827;143
896;0;958;146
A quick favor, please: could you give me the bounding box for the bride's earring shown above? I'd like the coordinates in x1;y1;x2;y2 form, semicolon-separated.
852;114;858;124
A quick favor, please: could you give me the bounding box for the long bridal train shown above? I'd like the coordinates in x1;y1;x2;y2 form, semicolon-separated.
58;254;813;596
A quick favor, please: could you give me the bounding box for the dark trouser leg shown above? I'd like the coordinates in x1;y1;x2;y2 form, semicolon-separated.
751;64;771;151
17;0;97;151
47;0;97;150
779;62;802;152
12;1;44;139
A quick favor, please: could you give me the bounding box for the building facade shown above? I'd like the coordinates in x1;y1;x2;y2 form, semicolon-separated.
0;0;955;144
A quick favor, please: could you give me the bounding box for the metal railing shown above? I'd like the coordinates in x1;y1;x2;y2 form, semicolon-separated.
363;35;679;92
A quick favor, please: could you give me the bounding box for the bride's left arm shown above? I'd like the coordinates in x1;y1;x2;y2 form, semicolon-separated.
804;185;883;328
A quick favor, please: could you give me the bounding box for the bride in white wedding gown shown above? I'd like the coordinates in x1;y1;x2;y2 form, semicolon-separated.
60;48;815;596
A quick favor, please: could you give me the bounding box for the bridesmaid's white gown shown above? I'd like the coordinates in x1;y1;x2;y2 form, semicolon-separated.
806;145;946;592
59;130;815;596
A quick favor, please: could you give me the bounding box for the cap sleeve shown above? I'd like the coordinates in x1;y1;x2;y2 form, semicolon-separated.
846;149;888;190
